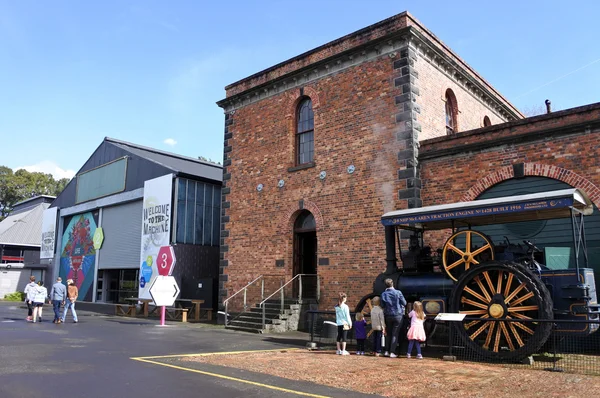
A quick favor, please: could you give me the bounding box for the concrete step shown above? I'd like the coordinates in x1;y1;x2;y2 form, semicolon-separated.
225;325;263;334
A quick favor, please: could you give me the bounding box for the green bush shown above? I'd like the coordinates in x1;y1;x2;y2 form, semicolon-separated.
3;292;25;301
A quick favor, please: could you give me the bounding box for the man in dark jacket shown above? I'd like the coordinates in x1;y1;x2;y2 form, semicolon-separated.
380;278;407;358
50;277;67;324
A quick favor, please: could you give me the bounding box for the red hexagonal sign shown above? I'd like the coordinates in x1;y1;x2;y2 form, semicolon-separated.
156;245;176;276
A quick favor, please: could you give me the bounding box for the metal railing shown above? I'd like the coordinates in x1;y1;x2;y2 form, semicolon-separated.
306;310;600;376
259;274;319;329
222;275;283;326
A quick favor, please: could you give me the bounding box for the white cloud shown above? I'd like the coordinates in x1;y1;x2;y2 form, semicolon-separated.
163;138;177;146
15;161;76;180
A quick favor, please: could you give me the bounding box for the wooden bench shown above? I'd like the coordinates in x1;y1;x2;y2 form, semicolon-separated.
115;304;136;317
199;308;213;321
165;307;188;322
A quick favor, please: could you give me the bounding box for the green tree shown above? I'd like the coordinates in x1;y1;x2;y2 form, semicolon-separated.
0;167;70;220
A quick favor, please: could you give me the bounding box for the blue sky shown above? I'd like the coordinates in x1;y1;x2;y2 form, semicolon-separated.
1;0;599;179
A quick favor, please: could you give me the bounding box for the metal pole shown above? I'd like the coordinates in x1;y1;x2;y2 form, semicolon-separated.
160;306;166;326
309;311;315;342
225;301;229;326
261;277;264;301
299;274;303;302
244;288;247;311
262;304;265;330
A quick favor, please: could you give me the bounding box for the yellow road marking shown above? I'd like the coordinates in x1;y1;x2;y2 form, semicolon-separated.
131;348;330;398
132;347;299;360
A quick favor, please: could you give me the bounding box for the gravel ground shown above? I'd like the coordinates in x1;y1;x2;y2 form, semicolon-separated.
185;349;600;397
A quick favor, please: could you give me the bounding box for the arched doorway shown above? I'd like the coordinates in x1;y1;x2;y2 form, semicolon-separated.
293;210;317;299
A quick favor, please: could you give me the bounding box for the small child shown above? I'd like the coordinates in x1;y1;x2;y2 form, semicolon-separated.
370;296;386;356
406;301;426;359
354;312;367;355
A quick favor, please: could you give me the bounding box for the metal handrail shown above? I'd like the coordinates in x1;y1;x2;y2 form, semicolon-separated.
259;274;319;329
222;274;282;326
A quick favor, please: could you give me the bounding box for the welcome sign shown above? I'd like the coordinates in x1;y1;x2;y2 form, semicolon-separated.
138;174;173;299
40;207;58;259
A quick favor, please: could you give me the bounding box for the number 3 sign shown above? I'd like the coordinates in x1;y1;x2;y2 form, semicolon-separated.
156;245;176;276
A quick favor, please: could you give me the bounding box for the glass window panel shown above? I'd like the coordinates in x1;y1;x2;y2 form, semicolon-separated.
203;185;214;245
185;180;196;244
177;179;186;200
196;182;205;206
212;186;221;246
176;180;187;243
76;158;127;203
194;183;205;244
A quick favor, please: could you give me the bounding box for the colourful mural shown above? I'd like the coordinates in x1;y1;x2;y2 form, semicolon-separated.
60;212;98;301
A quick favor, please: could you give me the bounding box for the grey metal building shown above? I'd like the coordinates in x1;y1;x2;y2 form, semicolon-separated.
45;137;222;309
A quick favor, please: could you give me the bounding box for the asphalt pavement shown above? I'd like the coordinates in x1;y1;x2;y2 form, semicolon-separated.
0;301;374;398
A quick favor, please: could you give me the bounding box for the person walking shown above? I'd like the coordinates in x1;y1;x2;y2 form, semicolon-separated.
62;279;79;323
406;301;427;359
32;281;48;323
50;277;67;324
24;275;37;322
381;278;407;358
335;292;352;356
370;296;386;356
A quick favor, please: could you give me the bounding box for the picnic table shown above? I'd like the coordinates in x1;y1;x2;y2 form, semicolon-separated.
124;298;155;317
175;299;209;321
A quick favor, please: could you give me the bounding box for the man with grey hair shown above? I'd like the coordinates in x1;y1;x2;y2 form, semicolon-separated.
380;277;407;358
50;277;67;324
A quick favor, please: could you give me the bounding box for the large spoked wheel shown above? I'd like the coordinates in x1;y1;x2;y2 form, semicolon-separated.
449;261;553;361
443;230;495;282
355;293;377;338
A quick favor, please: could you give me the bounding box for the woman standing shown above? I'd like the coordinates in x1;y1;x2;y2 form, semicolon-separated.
32;281;48;323
335;292;352;356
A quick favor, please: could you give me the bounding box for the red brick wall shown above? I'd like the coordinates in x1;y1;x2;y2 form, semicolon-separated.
419;103;600;208
223;56;404;309
416;54;508;140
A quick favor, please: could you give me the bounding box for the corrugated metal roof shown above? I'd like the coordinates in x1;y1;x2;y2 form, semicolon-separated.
0;202;49;246
105;138;223;182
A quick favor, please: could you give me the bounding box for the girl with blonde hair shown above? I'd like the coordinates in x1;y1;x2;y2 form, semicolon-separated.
335;292;352;355
406;301;426;359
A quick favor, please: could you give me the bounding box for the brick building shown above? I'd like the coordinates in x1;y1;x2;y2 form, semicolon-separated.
216;11;599;313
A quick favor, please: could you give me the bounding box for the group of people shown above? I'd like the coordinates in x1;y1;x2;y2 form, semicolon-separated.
334;278;426;359
23;276;79;324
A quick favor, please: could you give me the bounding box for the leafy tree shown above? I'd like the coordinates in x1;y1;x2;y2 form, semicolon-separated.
0;167;70;220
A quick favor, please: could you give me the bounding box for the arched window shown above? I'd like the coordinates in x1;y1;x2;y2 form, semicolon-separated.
483;116;491;127
294;210;316;232
296;98;314;165
445;89;458;135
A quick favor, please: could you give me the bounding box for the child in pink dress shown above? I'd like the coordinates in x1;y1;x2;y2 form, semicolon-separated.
406;301;426;359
